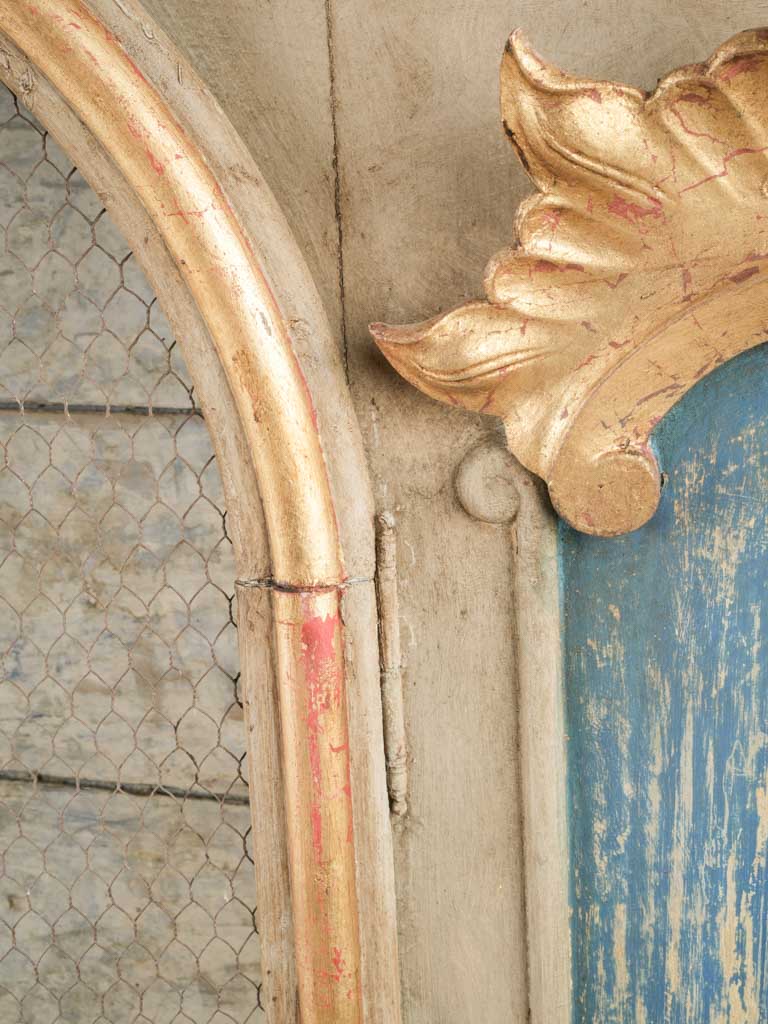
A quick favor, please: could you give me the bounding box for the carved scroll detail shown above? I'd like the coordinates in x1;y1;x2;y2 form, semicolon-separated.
372;29;768;536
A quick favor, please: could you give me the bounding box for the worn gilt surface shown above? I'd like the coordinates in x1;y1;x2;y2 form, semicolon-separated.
373;29;768;536
0;3;378;1021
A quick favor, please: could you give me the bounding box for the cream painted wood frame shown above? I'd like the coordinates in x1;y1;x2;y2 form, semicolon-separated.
0;1;401;1021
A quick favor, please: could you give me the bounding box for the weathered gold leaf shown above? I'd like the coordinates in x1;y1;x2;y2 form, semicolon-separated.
372;29;768;536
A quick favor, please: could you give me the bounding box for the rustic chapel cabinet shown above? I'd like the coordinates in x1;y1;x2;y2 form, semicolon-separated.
0;3;767;1023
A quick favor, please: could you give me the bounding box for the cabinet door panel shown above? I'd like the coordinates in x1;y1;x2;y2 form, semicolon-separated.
562;345;768;1022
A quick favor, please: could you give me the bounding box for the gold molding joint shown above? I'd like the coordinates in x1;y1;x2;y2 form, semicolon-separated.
373;29;768;536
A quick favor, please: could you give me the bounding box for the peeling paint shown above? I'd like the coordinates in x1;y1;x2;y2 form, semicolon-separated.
562;345;768;1021
300;606;344;865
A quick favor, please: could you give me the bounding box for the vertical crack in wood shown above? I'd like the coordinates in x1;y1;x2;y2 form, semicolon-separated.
375;511;408;816
323;0;349;380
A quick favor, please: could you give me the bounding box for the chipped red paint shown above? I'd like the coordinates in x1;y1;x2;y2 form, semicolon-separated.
144;146;165;176
301;607;341;864
58;0;325;451
293;356;321;432
576;352;598;370
717;56;761;81
478;390;498;414
619;382;683;424
94;0;324;440
670;105;727;147
67;0;148;82
81;44;100;67
331;947;346;983
600;272;629;290
678;91;710;105
607;193;663;225
730;264;760;284
164;203;217;223
533;258;561;273
679;145;768;194
276;589;361;1015
540;207;562;233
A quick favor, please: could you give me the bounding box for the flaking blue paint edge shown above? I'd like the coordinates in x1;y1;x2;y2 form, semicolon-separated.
559;343;768;1023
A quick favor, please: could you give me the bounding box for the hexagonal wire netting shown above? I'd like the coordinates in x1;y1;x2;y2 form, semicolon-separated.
0;83;265;1022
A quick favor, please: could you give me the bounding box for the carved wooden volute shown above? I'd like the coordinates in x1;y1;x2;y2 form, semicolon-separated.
372;29;768;536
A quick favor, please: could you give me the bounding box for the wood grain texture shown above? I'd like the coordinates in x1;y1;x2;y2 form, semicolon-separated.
327;2;528;1018
562;343;768;1022
238;585;298;1022
512;473;571;1024
0;778;261;1021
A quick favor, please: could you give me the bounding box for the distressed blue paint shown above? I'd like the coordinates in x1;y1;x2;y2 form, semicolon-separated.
561;344;768;1023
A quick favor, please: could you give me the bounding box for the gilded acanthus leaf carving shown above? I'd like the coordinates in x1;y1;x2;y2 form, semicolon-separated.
371;29;768;536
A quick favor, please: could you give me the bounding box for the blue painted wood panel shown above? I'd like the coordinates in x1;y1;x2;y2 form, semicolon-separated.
561;345;768;1023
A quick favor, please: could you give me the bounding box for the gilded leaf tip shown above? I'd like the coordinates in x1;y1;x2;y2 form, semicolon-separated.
371;28;768;535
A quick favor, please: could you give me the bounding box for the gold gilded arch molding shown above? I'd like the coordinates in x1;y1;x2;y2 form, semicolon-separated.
373;28;768;538
0;2;400;1023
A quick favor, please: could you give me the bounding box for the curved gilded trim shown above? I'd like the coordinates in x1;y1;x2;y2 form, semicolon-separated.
0;3;374;1021
2;0;340;585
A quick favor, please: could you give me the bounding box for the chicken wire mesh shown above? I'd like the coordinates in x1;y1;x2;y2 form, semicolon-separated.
0;82;265;1022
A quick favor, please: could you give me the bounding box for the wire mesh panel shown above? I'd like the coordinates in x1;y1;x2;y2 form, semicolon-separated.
0;83;264;1022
